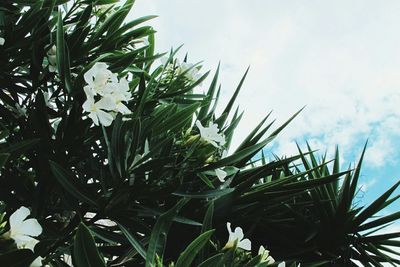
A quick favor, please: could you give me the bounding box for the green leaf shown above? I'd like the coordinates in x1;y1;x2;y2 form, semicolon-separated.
216;66;249;128
198;136;274;171
137;207;202;227
49;160;98;206
72;223;106;267
56;11;72;93
0;249;35;267
198;202;214;263
111;115;125;178
198;253;224;267
0;153;10;168
145;198;189;267
144;30;155;72
153;103;200;136
102;15;157;48
355;180;400;230
173;188;234;199
243;255;263;267
94;0;120;4
0;138;40;155
117;222;147;260
234;111;272;152
106;0;135;37
197;62;220;121
175;230;215;267
359;212;400;233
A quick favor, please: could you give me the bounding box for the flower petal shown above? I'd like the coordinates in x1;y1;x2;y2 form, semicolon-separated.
195;121;204;131
30;256;43;267
232;226;244;241
226;222;232;234
13;235;38;250
258;245;265;255
88;112;99;126
83;86;95;99
83;68;95;85
9;206;30;231
116;103;131;115
215;168;227;182
238;238;251;251
97;110;114;127
18;218;42;237
97;96;116;111
266;256;275;265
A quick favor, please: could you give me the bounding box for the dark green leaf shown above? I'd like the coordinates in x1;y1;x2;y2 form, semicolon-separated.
72;223;106;267
175;230;215;267
145;199;189;267
49;160;98;206
117;222;147;260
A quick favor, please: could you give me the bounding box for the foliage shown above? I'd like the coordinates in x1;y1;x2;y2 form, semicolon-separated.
0;1;399;266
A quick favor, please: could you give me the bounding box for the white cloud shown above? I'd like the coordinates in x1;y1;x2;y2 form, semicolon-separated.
132;0;400;170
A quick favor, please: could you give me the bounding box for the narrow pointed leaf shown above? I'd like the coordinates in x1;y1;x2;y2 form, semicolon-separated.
72;223;105;267
49;160;98;206
175;230;215;267
145;199;188;267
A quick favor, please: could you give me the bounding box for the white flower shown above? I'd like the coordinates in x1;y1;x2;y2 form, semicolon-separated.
84;62;117;96
258;245;275;265
103;77;132;115
160;58;202;82
30;256;44;267
48;64;57;73
278;262;286;267
179;62;202;82
223;222;251;251
47;45;57;72
103;94;130;115
215;168;227;182
82;91;115;127
8;206;42;251
82;62;133;126
47;45;57;64
195;121;225;148
0;37;5;46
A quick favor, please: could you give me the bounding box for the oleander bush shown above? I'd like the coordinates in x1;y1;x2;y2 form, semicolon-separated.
0;1;399;266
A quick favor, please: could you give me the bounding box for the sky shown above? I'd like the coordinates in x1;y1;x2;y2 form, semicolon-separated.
130;1;400;211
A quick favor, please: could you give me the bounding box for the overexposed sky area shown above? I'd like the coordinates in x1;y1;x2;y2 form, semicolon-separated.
131;1;400;206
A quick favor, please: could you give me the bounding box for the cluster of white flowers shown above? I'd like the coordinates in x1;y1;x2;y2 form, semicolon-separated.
5;206;43;267
196;121;225;148
83;62;132;127
195;121;227;182
224;222;282;266
161;57;202;82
